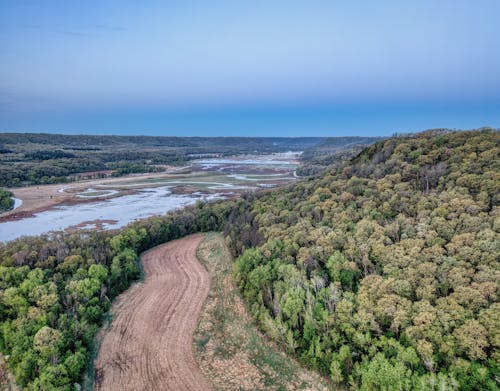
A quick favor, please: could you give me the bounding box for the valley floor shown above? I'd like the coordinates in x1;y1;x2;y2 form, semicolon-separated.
0;168;191;221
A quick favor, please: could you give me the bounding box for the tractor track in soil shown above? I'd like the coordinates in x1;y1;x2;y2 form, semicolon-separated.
94;234;212;391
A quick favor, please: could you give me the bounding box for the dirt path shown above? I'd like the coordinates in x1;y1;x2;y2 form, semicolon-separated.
94;235;212;391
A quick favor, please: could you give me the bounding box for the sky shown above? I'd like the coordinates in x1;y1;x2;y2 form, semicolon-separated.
0;0;499;137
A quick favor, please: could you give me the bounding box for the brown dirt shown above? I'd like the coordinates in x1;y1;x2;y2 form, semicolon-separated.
94;235;212;391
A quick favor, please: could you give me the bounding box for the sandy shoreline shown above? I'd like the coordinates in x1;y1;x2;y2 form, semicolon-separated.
0;170;185;222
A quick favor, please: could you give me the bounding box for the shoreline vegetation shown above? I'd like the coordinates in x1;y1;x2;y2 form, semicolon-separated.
0;128;498;390
0;190;14;213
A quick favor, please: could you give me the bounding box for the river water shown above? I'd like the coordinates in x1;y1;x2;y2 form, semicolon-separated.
0;187;219;242
0;153;300;243
12;198;23;209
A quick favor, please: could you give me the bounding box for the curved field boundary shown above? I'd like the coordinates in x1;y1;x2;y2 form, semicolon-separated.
194;233;331;390
94;234;212;391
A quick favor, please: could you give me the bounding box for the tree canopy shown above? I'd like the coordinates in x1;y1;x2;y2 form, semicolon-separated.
226;129;499;389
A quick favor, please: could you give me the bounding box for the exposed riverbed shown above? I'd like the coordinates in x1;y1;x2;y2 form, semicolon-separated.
0;187;219;242
0;153;301;242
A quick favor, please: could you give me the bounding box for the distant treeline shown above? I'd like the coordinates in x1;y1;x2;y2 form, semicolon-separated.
300;136;383;161
0;133;327;187
0;133;324;150
297;136;383;176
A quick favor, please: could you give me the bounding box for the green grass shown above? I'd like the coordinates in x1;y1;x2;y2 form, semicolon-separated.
194;233;332;391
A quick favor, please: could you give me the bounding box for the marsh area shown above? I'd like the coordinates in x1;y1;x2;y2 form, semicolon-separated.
0;153;300;242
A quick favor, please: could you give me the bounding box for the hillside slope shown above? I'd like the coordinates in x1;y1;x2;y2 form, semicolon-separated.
297;136;382;177
226;129;499;389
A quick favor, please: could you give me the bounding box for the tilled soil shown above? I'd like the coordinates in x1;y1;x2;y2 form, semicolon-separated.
94;234;212;391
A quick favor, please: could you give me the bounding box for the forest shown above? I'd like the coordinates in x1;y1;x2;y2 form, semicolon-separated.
225;128;499;389
300;136;384;162
0;133;381;188
0;128;498;390
0;200;234;389
297;136;382;177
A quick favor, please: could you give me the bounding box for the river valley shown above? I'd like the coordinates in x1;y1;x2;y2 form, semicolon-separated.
0;153;299;242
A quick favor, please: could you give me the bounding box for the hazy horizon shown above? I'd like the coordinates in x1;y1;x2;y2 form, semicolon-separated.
0;125;496;139
1;1;499;136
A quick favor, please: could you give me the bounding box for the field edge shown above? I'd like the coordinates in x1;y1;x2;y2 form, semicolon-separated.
194;232;333;391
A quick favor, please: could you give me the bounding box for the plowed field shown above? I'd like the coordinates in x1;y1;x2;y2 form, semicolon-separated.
94;234;212;391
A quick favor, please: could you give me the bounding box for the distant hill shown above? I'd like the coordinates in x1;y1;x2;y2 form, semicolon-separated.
0;132;325;150
0;133;326;187
298;136;383;176
301;136;384;161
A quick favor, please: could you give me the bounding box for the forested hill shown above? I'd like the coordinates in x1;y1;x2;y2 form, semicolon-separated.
0;129;498;390
297;136;383;177
0;132;324;151
300;136;383;162
226;128;500;389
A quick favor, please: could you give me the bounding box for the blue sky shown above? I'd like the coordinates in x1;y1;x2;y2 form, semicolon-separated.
0;1;499;136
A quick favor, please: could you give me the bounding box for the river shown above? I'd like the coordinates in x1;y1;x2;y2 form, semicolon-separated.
0;153;301;242
0;187;219;242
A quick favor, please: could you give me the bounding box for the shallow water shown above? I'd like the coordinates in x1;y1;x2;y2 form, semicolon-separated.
12;198;23;210
0;187;220;242
1;153;300;243
195;155;300;169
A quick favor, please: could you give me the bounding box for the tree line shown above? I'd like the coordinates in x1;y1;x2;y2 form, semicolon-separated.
0;189;14;212
0;200;234;389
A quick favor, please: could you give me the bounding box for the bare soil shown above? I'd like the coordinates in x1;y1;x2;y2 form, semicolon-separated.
94;235;212;391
